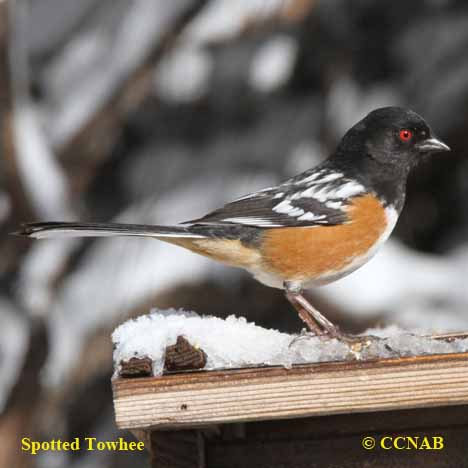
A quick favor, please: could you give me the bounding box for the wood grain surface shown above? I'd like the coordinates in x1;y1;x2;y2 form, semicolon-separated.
113;352;468;430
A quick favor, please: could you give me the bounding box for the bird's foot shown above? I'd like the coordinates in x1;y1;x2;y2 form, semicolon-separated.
296;329;386;355
288;329;328;348
337;333;390;359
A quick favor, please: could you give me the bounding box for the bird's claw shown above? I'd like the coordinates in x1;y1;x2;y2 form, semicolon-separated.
289;329;387;360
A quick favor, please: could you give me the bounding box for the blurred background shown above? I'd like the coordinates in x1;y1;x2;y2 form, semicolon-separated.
1;0;468;467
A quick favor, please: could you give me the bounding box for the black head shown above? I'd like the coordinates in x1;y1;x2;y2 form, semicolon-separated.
338;106;450;169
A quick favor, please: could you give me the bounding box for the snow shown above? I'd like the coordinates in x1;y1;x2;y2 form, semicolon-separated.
287;139;325;175
114;310;293;375
112;309;468;376
18;240;81;314
153;44;213;102
9;0;73;220
326;76;401;140
156;17;297;101
185;0;287;44
44;0;197;147
0;299;30;411
249;35;298;92
319;240;468;330
12;103;72;220
362;325;464;358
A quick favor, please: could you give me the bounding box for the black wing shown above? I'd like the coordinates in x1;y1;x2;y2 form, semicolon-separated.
185;169;367;228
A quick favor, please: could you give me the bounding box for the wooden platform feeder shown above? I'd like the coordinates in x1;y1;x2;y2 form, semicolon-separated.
112;334;468;467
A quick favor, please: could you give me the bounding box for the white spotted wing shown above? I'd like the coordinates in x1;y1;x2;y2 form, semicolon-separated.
186;169;367;228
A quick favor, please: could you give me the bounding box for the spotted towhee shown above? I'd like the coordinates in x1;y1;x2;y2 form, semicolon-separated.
18;107;450;341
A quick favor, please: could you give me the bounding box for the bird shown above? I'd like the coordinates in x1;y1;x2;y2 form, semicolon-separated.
17;107;450;341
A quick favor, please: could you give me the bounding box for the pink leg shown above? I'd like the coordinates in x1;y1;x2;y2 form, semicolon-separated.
285;291;324;335
284;282;342;338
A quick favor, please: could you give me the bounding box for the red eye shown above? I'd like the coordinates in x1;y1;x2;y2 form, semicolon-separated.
399;129;413;142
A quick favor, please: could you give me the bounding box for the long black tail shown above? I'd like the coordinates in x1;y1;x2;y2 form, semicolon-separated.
15;222;205;240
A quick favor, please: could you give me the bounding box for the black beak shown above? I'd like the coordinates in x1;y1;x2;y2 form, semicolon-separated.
416;137;450;153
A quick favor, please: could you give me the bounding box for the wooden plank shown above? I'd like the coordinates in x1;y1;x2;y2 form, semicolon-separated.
205;406;468;468
150;430;204;468
206;426;468;468
113;352;468;430
242;404;468;439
